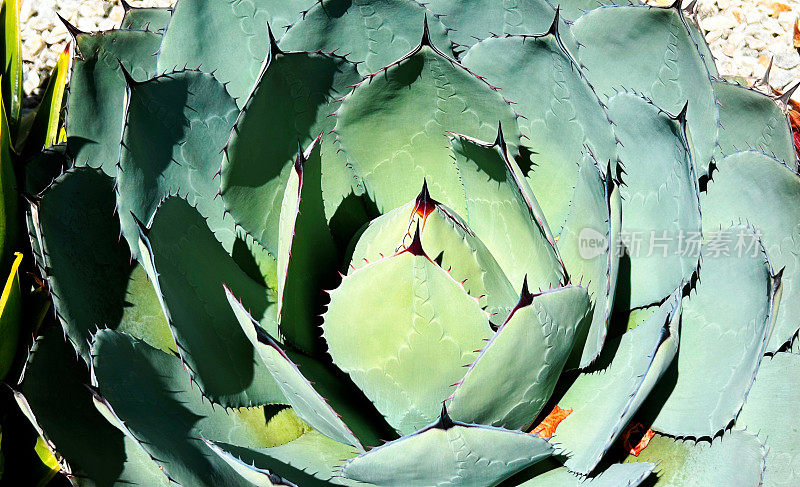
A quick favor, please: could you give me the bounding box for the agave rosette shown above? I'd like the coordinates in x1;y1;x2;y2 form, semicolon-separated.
15;0;800;486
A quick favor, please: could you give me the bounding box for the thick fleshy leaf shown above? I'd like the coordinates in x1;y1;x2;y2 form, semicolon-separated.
157;0;309;105
138;196;283;407
15;327;169;486
275;138;338;353
24;143;67;195
556;156;621;368
446;134;564;293
713;80;795;166
334;42;521;221
572;5;718;176
651;225;774;437
117;69;239;259
323;245;493;435
350;198;517;324
281;0;453;75
341;417;554;487
212;431;363;487
448;285;590;429
341;129;566;301
66;30;161;176
0;252;21;379
203;439;297;487
225;287;361;450
221;47;361;256
36;167;174;360
120;6;171;31
736;352;800;486
701;150;800;352
349;165;554;323
424;0;555;50
461;34;618;236
624;431;766;486
554;0;640;22
90;329;288;487
607;93;701;308
684;11;719;78
514;462;654;487
553;291;680;474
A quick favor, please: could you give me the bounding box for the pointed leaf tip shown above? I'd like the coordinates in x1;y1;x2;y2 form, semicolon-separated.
671;101;689;125
402;220;428;257
129;210;149;236
21;192;41;207
546;6;560;37
120;0;133;12
434;403;456;430
56;13;88;39
517;275;534;309
667;0;685;11
419;13;432;47
493;121;506;148
778;82;800;109
414;179;438;219
267;22;283;57
116;60;139;88
758;57;774;88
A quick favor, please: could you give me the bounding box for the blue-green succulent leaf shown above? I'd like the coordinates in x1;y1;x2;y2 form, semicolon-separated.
423;0;555;50
225;286;362;450
445;134;565;294
348;189;518;326
571;5;719;176
203;438;298;487
606;93;701;308
735;352;800;486
554;0;640;22
157;0;310;105
701;150;800;352
651;225;774;438
211;432;363;487
553;290;681;474
116;69;239;260
280;0;453;75
15;326;169;486
322;243;493;435
461;34;618;235
275;137;338;353
35;167;174;360
138;196;283;407
66;30;161;176
220;49;361;256
90;329;294;487
333;42;521;222
341;417;553;486
514;462;654;487
713;80;795;167
448;285;590;429
120;6;171;31
624;431;766;486
556;157;621;368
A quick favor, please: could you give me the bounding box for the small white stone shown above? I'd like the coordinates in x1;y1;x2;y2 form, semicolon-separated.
703;14;737;31
775;52;800;69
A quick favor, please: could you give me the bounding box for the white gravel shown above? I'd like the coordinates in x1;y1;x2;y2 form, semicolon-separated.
20;0;800;104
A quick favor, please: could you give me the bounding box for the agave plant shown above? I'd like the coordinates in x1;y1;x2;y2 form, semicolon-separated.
14;0;800;485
